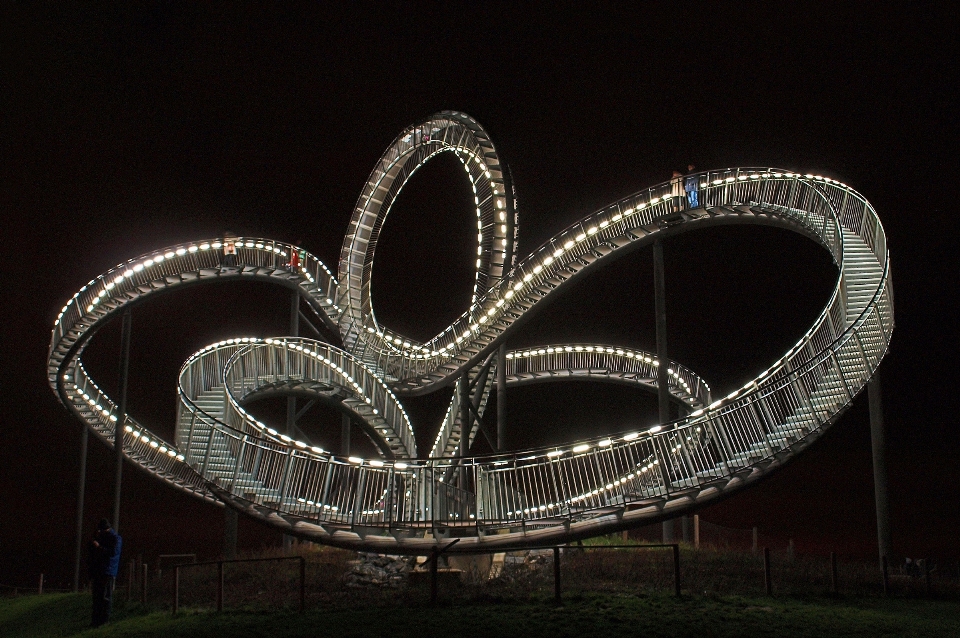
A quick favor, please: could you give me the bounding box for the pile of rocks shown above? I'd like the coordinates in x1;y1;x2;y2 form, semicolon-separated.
494;548;556;583
344;552;415;588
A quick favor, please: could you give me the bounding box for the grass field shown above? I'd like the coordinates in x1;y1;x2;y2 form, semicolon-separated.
2;591;959;638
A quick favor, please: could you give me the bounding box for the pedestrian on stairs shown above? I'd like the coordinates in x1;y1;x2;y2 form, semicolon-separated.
685;164;700;209
287;240;302;272
221;231;238;268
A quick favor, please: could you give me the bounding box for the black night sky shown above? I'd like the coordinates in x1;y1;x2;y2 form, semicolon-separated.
2;4;957;587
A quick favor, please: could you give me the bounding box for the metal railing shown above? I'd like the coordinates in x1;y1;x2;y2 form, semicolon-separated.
49;160;892;551
335;168;857;391
172;555;305;614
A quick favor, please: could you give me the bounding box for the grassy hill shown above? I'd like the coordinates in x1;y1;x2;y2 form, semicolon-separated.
3;591;958;638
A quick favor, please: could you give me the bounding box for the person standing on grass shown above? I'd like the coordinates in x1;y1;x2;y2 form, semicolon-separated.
88;518;122;628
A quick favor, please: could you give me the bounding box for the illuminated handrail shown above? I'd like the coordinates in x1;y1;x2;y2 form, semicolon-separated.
342;168;854;391
49;112;891;553
427;344;711;460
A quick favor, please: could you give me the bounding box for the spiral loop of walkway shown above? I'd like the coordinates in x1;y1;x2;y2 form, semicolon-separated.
49;112;892;553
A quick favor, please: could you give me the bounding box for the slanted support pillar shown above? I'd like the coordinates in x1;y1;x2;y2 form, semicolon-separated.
497;344;507;451
653;239;670;425
283;290;299;551
497;165;516;454
223;508;238;560
113;308;132;531
286;291;299;436
869;372;892;571
459;375;470;456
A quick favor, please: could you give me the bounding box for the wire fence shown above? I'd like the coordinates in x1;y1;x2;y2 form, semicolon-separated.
8;533;958;609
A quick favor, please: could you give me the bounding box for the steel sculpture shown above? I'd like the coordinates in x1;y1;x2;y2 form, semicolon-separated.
49;111;893;554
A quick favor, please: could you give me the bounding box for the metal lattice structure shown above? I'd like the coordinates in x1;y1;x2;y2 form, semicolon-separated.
48;111;892;553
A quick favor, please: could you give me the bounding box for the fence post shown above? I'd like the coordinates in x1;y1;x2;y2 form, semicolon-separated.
128;560;135;600
299;557;306;614
763;548;772;596
141;564;148;604
217;561;224;612
830;552;838;593
173;566;179;615
673;544;681;597
752;527;758;555
430;550;438;606
38;574;43;595
553;547;561;604
694;515;700;549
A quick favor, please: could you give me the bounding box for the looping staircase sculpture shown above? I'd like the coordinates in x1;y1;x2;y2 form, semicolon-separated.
48;111;893;553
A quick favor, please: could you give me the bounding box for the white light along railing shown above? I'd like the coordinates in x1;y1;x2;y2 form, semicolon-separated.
49;237;339;380
505;344;711;407
222;339;417;458
49;168;891;538
336;168;849;390
337;112;511;363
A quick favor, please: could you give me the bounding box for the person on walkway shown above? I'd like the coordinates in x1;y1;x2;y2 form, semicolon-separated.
685;164;700;209
287;240;302;272
221;231;239;268
88;518;122;628
670;170;685;212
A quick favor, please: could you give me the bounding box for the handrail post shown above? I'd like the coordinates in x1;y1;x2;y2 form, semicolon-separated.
141;563;148;604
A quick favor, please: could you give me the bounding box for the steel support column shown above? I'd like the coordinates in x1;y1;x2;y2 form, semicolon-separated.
113;308;132;531
223;508;238;560
497;344;507;451
869;372;892;570
72;424;88;592
653;239;672;543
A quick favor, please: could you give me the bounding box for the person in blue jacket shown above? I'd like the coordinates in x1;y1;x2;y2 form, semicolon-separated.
88;518;122;627
685;164;700;209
